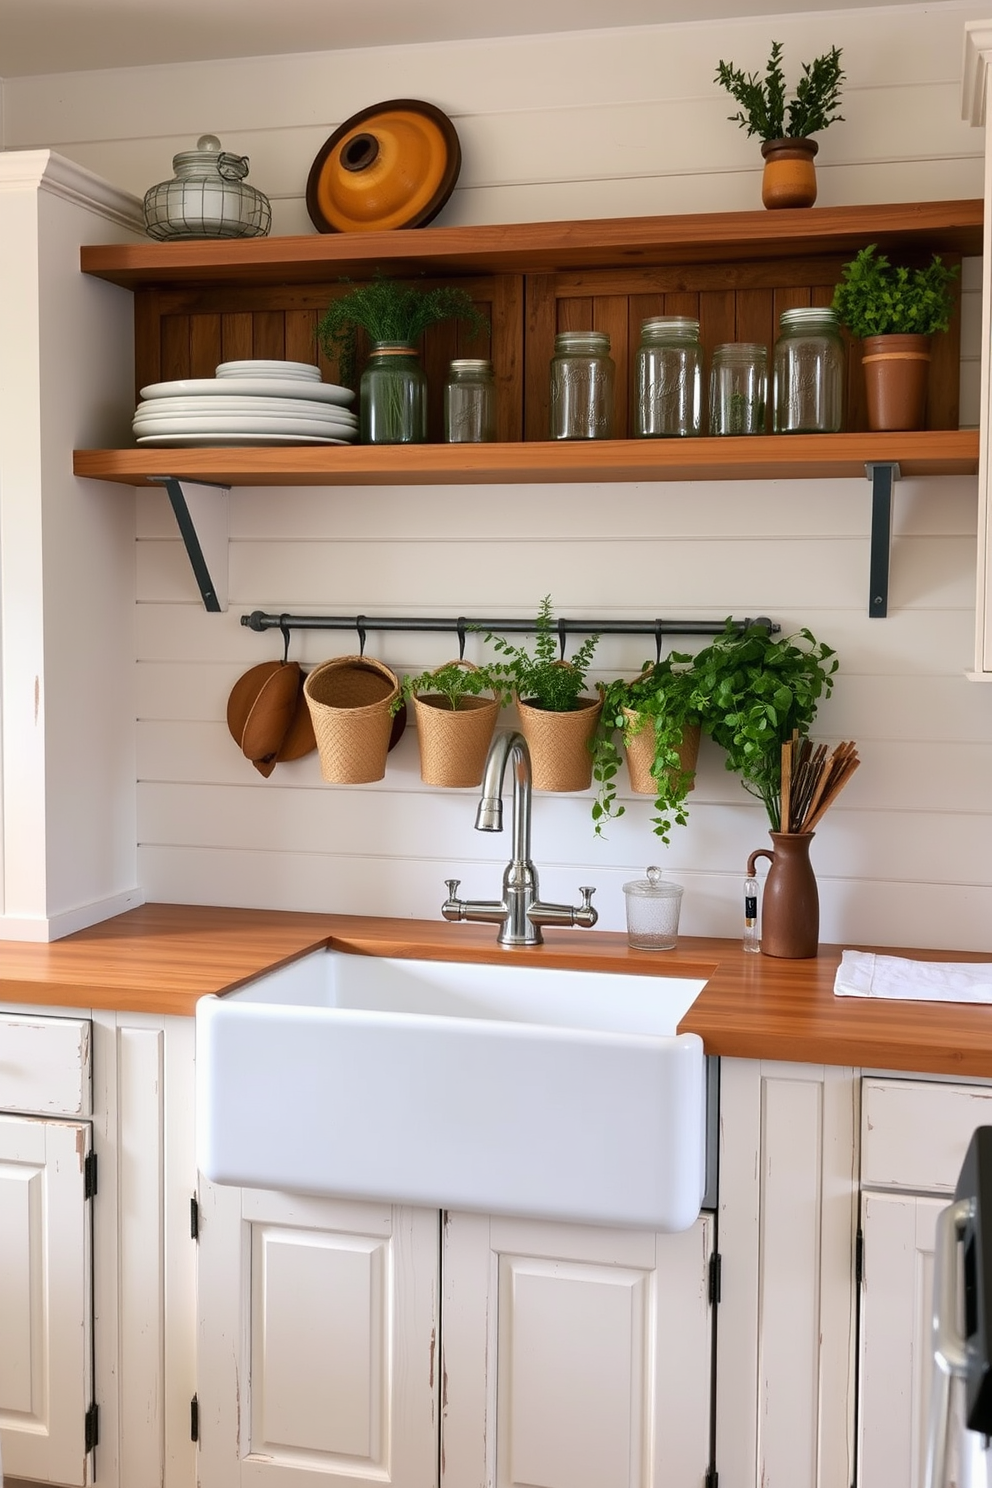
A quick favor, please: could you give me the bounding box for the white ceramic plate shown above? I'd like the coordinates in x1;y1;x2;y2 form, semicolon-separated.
135;395;357;423
139;377;355;406
136;432;352;447
215;360;321;379
133;416;358;437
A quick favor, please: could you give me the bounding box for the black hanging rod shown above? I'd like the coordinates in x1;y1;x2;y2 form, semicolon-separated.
241;611;777;640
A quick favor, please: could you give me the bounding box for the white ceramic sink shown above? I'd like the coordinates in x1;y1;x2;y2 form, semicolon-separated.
196;950;707;1231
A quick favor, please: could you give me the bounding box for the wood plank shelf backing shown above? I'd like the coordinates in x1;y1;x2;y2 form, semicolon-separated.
76;197;982;482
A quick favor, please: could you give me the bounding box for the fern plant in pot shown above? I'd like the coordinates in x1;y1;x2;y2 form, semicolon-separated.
486;597;602;792
715;39;844;208
395;660;509;789
591;653;702;844
832;243;959;431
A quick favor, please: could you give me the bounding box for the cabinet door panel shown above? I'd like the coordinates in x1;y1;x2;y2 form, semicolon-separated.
197;1181;439;1488
0;1114;92;1486
442;1210;714;1488
857;1190;945;1488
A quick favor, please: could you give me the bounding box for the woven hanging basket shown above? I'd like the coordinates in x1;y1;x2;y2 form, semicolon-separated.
623;712;701;796
303;654;399;783
412;663;501;787
515;692;602;792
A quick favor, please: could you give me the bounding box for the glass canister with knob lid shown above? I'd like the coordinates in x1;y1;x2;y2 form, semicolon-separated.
549;331;615;440
142;134;272;241
634;316;703;438
773;306;845;434
622;866;685;950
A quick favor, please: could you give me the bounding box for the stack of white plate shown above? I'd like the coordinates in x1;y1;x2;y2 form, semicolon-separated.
132;359;357;447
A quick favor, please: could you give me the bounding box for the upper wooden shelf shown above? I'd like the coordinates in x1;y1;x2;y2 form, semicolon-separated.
73;431;979;488
80;199;984;288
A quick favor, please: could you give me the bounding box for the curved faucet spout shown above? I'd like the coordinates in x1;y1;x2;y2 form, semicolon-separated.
475;731;531;866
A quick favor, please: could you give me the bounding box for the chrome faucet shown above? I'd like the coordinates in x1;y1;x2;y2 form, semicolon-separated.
441;730;598;947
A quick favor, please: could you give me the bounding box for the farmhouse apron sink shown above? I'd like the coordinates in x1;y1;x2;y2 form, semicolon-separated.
195;950;707;1231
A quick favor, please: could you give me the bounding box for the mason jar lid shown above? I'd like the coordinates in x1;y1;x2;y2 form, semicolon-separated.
554;330;611;353
622;865;684;899
712;341;767;360
448;358;493;373
640;316;700;339
779;306;840;329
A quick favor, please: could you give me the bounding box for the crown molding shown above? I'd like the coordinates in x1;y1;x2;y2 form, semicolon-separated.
0;148;143;231
963;22;992;128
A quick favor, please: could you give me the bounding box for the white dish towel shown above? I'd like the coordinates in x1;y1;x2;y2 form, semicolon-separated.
834;949;992;1004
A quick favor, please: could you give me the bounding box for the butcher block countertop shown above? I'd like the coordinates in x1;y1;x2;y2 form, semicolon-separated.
1;903;991;1078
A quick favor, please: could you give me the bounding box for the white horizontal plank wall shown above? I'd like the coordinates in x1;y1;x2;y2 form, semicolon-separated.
4;4;992;949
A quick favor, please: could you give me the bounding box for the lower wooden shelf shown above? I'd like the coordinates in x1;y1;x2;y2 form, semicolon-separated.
73;430;979;487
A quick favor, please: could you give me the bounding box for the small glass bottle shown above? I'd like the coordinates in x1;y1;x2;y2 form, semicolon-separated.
444;358;496;443
773;307;845;434
359;342;427;445
549;330;615;440
634;316;703;438
709;343;767;436
743;871;761;952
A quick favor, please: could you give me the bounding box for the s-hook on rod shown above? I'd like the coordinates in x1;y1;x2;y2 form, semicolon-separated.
240;611;777;657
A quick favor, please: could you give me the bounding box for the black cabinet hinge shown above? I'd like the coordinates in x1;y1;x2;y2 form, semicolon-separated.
855;1227;864;1287
190;1194;199;1240
191;1394;199;1442
83;1151;98;1200
84;1402;99;1452
708;1251;722;1306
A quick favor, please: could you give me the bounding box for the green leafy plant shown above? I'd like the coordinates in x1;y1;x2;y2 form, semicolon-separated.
317;272;488;385
715;40;845;141
393;660;508;715
591;655;701;843
688;620;838;829
831;244;959;339
486;596;600;713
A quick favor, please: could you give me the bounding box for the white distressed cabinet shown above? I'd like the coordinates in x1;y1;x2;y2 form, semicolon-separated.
0;1013;94;1486
857;1075;992;1488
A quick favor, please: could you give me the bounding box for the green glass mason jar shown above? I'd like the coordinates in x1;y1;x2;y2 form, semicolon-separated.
360;342;428;444
772;308;845;434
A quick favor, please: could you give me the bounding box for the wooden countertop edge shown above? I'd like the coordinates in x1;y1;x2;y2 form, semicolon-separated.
1;905;992;1077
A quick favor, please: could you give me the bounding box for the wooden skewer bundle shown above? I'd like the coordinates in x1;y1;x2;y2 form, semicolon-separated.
780;733;859;834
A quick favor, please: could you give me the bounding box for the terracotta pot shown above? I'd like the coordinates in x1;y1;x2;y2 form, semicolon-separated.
861;333;931;431
760;137;818;210
747;831;819;959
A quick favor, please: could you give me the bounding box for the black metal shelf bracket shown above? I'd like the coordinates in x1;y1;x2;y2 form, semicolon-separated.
240;611;778;645
866;461;901;619
149;476;230;613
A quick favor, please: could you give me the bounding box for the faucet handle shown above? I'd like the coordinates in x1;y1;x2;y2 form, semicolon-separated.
578;886;596;908
444;878;461;901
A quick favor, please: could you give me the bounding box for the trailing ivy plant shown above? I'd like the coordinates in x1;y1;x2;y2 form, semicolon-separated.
831;243;959;339
317;272;489;385
715;39;845;141
393;660;508;715
486;596;600;713
688;619;838;830
591;654;701;844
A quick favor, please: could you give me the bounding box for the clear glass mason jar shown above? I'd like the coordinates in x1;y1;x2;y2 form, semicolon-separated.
709;343;768;436
773;307;845;434
359;342;428;444
549;330;615;439
634;316;703;437
444;358;496;443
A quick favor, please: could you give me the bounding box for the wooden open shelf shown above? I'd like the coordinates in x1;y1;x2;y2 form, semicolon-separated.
73;430;979;488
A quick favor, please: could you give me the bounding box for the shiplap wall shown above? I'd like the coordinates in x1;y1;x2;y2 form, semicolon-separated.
6;2;992;949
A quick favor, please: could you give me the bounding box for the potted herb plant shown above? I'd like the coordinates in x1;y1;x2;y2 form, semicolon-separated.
486;596;602;792
395;660;508;788
715;40;845;209
831;243;959;431
316;274;488;444
591;654;702;844
688;619;837;828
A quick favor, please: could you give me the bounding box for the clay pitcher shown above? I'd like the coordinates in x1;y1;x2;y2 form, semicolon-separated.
747;831;819;958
